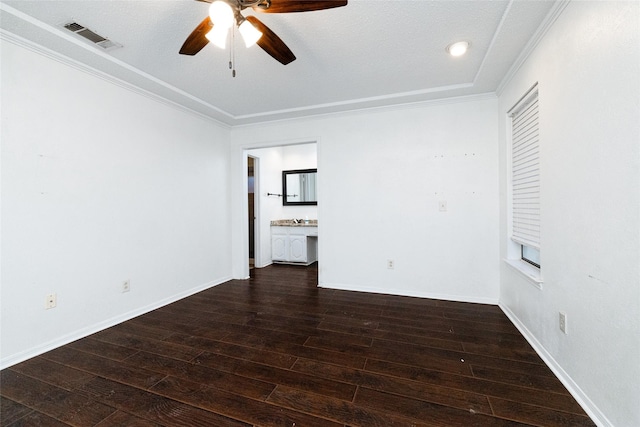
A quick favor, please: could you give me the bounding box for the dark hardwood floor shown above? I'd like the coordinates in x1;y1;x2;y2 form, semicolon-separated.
1;264;595;426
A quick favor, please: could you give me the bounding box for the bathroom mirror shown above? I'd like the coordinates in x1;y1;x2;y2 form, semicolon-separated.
282;169;317;205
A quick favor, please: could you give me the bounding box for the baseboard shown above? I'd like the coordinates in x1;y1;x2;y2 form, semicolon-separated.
499;303;612;427
0;276;232;370
318;282;499;305
256;261;273;269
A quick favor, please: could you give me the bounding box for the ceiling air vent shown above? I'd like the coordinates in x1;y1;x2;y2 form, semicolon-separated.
63;21;122;51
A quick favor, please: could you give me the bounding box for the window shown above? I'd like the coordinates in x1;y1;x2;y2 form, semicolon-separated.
509;85;540;269
522;245;540;268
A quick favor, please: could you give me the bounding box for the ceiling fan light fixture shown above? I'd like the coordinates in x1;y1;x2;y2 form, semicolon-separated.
209;1;234;29
238;20;263;47
447;41;470;57
206;26;229;49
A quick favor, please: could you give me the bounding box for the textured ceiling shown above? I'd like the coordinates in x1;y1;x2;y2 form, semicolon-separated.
1;0;557;125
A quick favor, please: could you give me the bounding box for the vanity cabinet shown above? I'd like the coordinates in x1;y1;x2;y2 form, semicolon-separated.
271;225;318;265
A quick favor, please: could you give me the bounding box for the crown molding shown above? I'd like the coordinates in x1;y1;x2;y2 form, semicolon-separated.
233;92;498;129
496;0;571;96
0;3;233;128
2;1;526;127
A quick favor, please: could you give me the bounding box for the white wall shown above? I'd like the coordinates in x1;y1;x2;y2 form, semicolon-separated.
232;96;500;302
248;143;317;267
497;2;640;426
0;40;233;368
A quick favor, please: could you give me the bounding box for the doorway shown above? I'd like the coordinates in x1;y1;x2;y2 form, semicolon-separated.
241;143;318;279
248;156;254;270
247;156;258;272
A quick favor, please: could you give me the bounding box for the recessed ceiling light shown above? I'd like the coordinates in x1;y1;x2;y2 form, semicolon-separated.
447;41;470;57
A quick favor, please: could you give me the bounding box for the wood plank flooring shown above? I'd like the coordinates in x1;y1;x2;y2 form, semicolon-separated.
1;263;596;426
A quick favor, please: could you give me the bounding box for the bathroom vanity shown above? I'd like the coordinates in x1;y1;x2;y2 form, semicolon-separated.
271;220;318;265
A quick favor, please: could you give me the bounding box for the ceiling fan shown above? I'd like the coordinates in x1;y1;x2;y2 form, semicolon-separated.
179;0;348;65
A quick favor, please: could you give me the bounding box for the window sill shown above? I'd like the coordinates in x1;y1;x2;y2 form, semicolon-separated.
504;258;543;290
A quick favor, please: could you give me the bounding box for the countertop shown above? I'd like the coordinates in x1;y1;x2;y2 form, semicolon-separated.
270;219;318;227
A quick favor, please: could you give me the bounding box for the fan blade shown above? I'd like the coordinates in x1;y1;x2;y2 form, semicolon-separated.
253;0;347;13
179;17;213;55
246;16;296;65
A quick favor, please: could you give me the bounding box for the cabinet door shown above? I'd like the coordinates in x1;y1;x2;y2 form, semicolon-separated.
271;235;288;261
289;235;307;262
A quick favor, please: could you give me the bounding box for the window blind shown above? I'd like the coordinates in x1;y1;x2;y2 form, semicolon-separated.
510;90;540;249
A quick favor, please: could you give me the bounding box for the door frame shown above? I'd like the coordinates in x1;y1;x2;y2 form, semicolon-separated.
248;155;261;269
233;139;318;280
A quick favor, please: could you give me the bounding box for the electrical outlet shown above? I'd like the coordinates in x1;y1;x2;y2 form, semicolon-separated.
559;311;567;334
439;200;447;212
122;280;130;293
45;293;57;309
387;259;394;269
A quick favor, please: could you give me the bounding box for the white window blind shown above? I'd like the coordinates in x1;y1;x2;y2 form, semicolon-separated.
510;88;540;249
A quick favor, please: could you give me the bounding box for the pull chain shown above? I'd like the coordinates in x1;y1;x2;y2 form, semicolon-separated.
229;27;236;77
